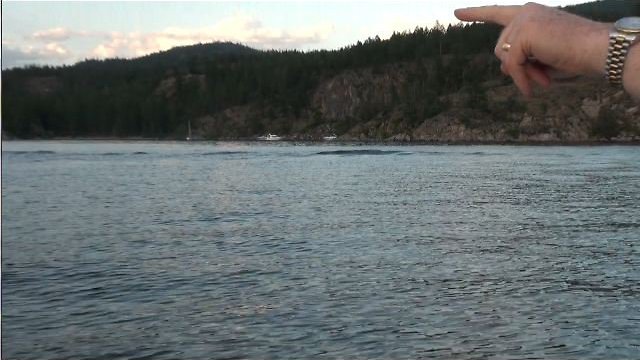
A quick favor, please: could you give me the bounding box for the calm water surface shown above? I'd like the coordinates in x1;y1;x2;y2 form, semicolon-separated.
2;141;640;359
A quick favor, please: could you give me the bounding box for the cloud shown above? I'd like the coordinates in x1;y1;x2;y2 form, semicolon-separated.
43;42;70;57
31;27;73;42
2;42;72;69
90;13;334;59
28;27;94;43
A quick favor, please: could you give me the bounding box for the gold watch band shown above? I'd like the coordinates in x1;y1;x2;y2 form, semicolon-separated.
606;34;633;84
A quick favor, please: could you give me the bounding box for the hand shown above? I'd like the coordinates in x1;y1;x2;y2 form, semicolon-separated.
455;2;610;97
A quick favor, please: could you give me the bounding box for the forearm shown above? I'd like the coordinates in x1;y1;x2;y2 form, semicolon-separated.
623;44;640;100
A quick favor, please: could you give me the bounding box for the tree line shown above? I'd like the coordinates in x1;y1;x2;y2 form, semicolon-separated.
2;0;636;138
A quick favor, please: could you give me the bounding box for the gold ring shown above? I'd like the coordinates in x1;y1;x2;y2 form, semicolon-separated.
501;43;512;52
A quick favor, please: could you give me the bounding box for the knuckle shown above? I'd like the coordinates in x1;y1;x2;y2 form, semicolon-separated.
518;11;537;26
507;56;521;69
524;2;541;10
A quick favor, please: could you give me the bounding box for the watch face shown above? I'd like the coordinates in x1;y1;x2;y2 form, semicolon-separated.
616;17;640;33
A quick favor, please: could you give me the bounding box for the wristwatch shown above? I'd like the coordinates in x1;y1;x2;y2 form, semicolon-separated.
606;17;640;84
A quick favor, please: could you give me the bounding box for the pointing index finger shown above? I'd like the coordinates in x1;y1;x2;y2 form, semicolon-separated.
454;5;522;26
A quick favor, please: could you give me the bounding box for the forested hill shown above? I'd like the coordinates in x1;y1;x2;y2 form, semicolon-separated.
2;1;639;142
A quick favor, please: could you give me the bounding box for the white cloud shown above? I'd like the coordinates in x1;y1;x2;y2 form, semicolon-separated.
43;42;71;57
28;27;96;44
31;27;73;42
89;13;334;59
92;43;117;59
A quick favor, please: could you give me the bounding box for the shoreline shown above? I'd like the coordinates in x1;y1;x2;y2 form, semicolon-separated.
3;137;640;146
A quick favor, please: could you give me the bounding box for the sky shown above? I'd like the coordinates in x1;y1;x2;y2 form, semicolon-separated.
1;0;581;69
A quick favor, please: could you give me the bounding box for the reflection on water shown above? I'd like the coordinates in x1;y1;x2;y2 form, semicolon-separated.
2;141;640;359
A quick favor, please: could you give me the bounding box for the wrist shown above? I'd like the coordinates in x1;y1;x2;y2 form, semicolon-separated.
584;22;611;76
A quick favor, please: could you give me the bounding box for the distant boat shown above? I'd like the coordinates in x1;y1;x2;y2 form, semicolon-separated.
186;120;192;141
323;134;337;141
258;133;282;141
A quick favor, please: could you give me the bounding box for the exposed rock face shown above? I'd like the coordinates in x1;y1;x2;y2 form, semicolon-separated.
194;105;258;139
154;74;206;98
311;68;405;121
310;68;639;143
582;98;601;119
195;62;639;142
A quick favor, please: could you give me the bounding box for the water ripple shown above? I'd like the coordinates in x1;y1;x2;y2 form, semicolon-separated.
2;142;640;359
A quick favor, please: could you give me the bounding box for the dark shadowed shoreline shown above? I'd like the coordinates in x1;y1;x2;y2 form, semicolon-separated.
3;137;640;146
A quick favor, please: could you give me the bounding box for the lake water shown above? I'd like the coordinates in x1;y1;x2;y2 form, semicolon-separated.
2;141;640;359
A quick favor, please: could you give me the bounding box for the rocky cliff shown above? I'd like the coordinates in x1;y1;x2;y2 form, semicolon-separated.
193;60;639;143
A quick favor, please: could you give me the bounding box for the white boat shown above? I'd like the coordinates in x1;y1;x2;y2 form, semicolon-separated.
186;120;192;141
323;134;337;141
259;133;282;141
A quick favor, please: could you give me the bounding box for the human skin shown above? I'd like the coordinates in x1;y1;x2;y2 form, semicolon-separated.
454;2;640;100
